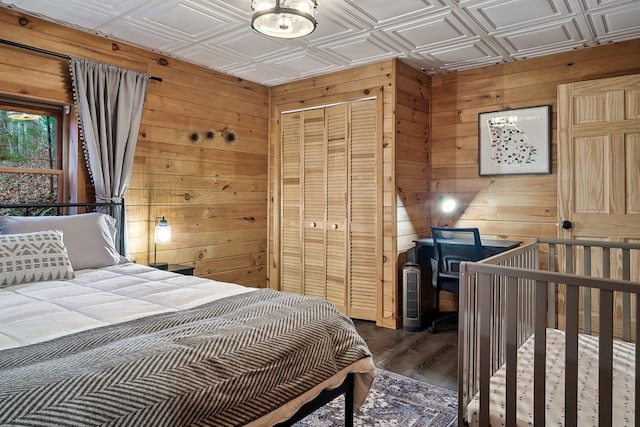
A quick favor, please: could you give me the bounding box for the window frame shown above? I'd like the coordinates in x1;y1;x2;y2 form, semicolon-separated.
0;97;68;203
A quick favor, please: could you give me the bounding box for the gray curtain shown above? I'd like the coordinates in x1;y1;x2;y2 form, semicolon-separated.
69;57;149;257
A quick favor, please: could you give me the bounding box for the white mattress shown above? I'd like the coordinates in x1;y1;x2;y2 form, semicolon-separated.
0;262;255;350
466;328;636;426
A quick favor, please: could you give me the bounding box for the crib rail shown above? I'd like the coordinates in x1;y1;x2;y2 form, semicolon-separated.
457;238;640;427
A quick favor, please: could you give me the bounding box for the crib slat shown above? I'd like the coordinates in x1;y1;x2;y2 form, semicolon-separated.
622;248;631;341
505;276;518;427
636;293;640;427
548;244;556;328
479;273;491;427
565;284;579;427
583;246;592;334
534;280;547;427
599;288;613;427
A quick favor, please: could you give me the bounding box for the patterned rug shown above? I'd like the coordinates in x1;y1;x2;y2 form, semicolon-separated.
294;368;458;426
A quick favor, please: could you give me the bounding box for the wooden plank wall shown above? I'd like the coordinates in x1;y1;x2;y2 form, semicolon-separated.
0;7;270;287
268;60;431;328
431;38;640;245
394;61;432;316
394;62;431;260
430;38;640;311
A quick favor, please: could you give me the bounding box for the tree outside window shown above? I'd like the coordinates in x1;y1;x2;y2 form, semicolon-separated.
0;101;63;205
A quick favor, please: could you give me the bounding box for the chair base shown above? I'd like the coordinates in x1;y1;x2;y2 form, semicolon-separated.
427;310;457;334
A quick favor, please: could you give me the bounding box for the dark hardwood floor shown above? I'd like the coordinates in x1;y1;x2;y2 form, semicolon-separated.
353;319;458;392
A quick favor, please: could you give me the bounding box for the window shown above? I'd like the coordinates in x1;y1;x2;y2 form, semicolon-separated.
0;99;64;204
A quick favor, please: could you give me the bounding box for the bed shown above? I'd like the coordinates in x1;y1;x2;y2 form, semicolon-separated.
0;201;375;427
457;238;640;427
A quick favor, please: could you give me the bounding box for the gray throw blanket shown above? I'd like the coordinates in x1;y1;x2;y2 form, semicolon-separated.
0;289;371;426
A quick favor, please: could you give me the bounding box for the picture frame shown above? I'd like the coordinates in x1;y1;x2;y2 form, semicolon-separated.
478;105;552;176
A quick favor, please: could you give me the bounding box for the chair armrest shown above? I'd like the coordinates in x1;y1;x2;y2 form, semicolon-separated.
430;258;439;287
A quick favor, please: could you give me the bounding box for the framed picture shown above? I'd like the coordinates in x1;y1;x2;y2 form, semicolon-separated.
478;105;551;176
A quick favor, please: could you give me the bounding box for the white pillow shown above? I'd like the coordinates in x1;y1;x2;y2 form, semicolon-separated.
0;212;121;270
0;229;75;288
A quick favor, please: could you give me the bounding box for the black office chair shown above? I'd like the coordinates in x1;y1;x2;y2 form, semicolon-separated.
428;226;483;333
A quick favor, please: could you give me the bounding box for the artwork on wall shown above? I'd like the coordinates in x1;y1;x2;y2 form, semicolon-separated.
478;105;552;176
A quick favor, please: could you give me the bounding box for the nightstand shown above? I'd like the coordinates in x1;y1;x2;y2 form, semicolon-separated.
167;264;195;276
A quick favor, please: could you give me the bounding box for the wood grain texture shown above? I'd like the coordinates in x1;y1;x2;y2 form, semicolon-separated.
0;7;269;286
431;39;640;247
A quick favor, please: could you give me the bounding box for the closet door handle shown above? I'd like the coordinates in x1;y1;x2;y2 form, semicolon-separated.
310;222;317;228
332;223;338;230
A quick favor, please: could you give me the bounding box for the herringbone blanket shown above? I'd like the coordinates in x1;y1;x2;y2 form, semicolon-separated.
0;289;372;426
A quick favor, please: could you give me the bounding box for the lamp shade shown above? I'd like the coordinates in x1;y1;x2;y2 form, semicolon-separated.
154;217;172;244
251;0;317;39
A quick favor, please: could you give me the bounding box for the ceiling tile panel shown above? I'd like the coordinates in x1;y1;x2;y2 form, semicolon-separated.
4;0;147;29
171;43;251;70
344;0;447;23
493;19;588;57
104;18;192;52
318;33;402;65
460;0;574;33
1;0;639;85
426;39;501;64
587;3;640;42
127;1;230;40
386;10;476;49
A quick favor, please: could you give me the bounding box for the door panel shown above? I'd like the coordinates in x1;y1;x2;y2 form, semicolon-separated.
557;73;640;340
303;109;326;298
325;104;347;312
280;113;302;294
349;99;378;320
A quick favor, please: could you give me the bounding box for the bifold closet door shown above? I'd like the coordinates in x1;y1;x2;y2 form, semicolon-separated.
325;104;348;314
302;109;327;299
348;100;377;320
280;112;302;295
279;100;378;320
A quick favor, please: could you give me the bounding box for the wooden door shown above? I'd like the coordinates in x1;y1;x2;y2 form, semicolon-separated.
558;74;640;272
557;74;640;337
325;104;348;313
280;100;378;321
280;112;302;295
349;99;378;320
302;109;327;298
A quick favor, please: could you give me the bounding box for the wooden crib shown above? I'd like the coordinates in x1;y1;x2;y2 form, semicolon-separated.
457;238;640;427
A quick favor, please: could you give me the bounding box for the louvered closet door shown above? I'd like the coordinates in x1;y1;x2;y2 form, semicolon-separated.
302;109;327;298
280;113;302;294
325;104;348;313
348;99;378;320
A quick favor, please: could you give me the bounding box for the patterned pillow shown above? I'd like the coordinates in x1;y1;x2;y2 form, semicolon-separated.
0;229;75;288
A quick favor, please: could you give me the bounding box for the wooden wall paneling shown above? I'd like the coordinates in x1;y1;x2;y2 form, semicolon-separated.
0;7;270;287
430;39;640;246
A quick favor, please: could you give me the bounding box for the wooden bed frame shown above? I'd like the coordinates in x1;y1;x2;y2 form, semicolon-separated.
457;237;640;426
0;200;357;427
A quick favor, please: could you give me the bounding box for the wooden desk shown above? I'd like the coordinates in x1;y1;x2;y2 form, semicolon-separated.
412;237;521;259
411;237;521;313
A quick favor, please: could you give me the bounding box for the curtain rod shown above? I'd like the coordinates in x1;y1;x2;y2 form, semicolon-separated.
0;38;163;82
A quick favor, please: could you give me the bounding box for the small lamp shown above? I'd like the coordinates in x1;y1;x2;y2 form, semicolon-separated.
439;195;457;214
150;216;171;270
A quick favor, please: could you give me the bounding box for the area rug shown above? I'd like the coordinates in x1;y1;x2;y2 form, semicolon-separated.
294;368;458;426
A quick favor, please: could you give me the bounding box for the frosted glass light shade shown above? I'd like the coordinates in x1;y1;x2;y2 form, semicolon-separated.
251;0;317;39
154;217;172;244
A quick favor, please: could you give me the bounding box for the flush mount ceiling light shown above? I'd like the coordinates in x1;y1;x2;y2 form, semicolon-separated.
251;0;318;39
